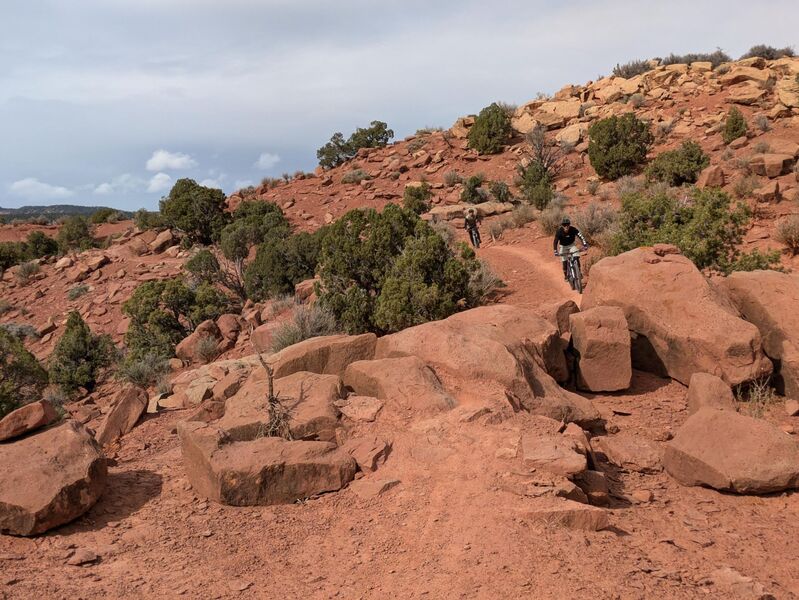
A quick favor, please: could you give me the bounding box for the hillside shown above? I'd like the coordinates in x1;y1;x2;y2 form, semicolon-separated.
1;54;799;600
0;205;133;221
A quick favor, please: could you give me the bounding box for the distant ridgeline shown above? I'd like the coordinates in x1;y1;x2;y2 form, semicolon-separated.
0;205;133;222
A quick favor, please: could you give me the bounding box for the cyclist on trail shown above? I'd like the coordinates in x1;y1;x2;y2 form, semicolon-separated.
465;207;481;248
553;217;588;280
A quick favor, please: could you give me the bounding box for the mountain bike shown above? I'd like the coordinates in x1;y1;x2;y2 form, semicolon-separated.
558;247;585;294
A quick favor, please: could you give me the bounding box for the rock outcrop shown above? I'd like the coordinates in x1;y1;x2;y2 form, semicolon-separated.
686;373;735;415
95;386;148;446
569;306;631;392
0;421;107;535
664;408;799;494
0;400;58;442
582;247;771;386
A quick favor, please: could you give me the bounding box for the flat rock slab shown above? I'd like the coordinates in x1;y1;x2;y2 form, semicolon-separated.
664;408;799;494
0;400;57;442
686;372;736;415
336;396;384;422
521;433;587;478
0;421;107;536
521;498;609;531
178;421;357;506
95;386;148;446
593;434;662;473
269;334;377;379
349;478;400;500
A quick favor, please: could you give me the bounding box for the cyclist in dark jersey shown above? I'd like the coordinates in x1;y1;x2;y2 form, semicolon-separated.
553;217;588;280
465;207;481;248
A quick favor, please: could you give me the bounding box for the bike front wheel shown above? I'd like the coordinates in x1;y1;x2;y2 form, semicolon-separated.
573;260;583;294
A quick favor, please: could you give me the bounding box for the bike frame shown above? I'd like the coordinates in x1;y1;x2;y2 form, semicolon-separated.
558;247;585;290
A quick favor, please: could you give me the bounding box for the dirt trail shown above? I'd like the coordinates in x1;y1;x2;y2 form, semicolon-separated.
480;234;581;309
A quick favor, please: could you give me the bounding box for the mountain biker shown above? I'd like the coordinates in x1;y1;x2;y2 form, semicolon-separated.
553;217;588;280
465;207;481;248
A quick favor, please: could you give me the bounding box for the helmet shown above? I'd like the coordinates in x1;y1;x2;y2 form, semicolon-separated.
561;217;571;225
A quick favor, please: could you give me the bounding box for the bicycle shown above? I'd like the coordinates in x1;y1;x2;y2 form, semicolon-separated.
558;247;586;293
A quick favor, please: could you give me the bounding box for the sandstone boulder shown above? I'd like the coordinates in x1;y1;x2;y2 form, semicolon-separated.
593;434;661;473
0;421;107;535
344;356;455;414
664;408;799;493
776;78;799;108
337;396;384;422
719;66;774;87
532;299;579;334
176;320;224;364
569;307;631;392
375;305;599;426
521;433;587;478
217;371;343;442
149;229;175;254
582;247;771;386
696;165;725;188
719;271;799;398
269;334;377;379
95;386;148;446
216;314;242;341
749;153;794;178
521;497;609;531
0;400;58;442
686;372;735;415
178;421;356;505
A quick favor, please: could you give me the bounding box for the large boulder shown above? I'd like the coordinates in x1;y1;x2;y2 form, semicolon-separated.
175;320;224;364
664;408;799;493
686;372;735;415
217;371;344;442
582;247;771;386
374;306;599;426
344;356;456;415
569;306;631;392
148;229;175;254
749;153;795;178
593;434;662;473
95;386;148;446
0;400;58;442
269;334;377;379
718;271;799;398
0;421;107;535
178;421;356;505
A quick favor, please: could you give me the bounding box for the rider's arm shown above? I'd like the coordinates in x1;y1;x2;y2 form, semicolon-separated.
553;230;561;252
576;229;588;247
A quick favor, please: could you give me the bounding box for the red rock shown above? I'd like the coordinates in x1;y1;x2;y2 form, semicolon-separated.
686;372;735;415
696;165;725;188
719;271;799;398
337;396;384;422
94;386;148;446
215;314;242;341
786;399;799;417
148;229;175;253
177;421;357;505
573;470;610;506
521;433;587;478
752;180;780;202
212;371;245;401
342;436;391;472
348;478;400;499
582;247;771;386
175;320;224;364
270;334;377;379
749;153;794;178
593;434;662;473
664;408;799;493
346;356;457;417
218;371;343;443
569;306;631;392
521;497;609;531
0;421;107;535
294;278;318;302
0;400;58;442
531;299;580;334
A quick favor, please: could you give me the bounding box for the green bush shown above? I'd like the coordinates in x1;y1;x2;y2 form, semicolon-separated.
159;178;229;244
610;186;750;272
57;216;95;253
489;181;512;203
0;327;48;418
244;230;325;301
24;231;58;258
116;352;170;388
0;242;23;274
403;183;432;215
613;59;650;79
723;108;748;145
317;121;394;169
467;103;512;155
270;304;340;353
661;49;731;68
48;311;116;395
516;160;553;208
90;207;116;224
588;113;653;180
134;208;165;230
460;175;487;204
740;45;795;60
726;249;782;274
123;279;233;360
317;205;484;334
645;141;710;186
15;261;40;285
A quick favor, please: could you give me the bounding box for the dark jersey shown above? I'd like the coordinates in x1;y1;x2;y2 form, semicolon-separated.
464;213;479;230
553;226;587;250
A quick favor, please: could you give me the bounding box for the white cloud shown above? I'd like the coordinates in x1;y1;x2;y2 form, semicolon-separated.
9;177;74;200
93;173;145;195
145;149;198;171
147;172;172;193
199;178;223;189
234;179;254;190
254;152;281;170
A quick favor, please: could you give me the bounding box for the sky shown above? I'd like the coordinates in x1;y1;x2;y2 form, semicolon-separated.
1;0;797;211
